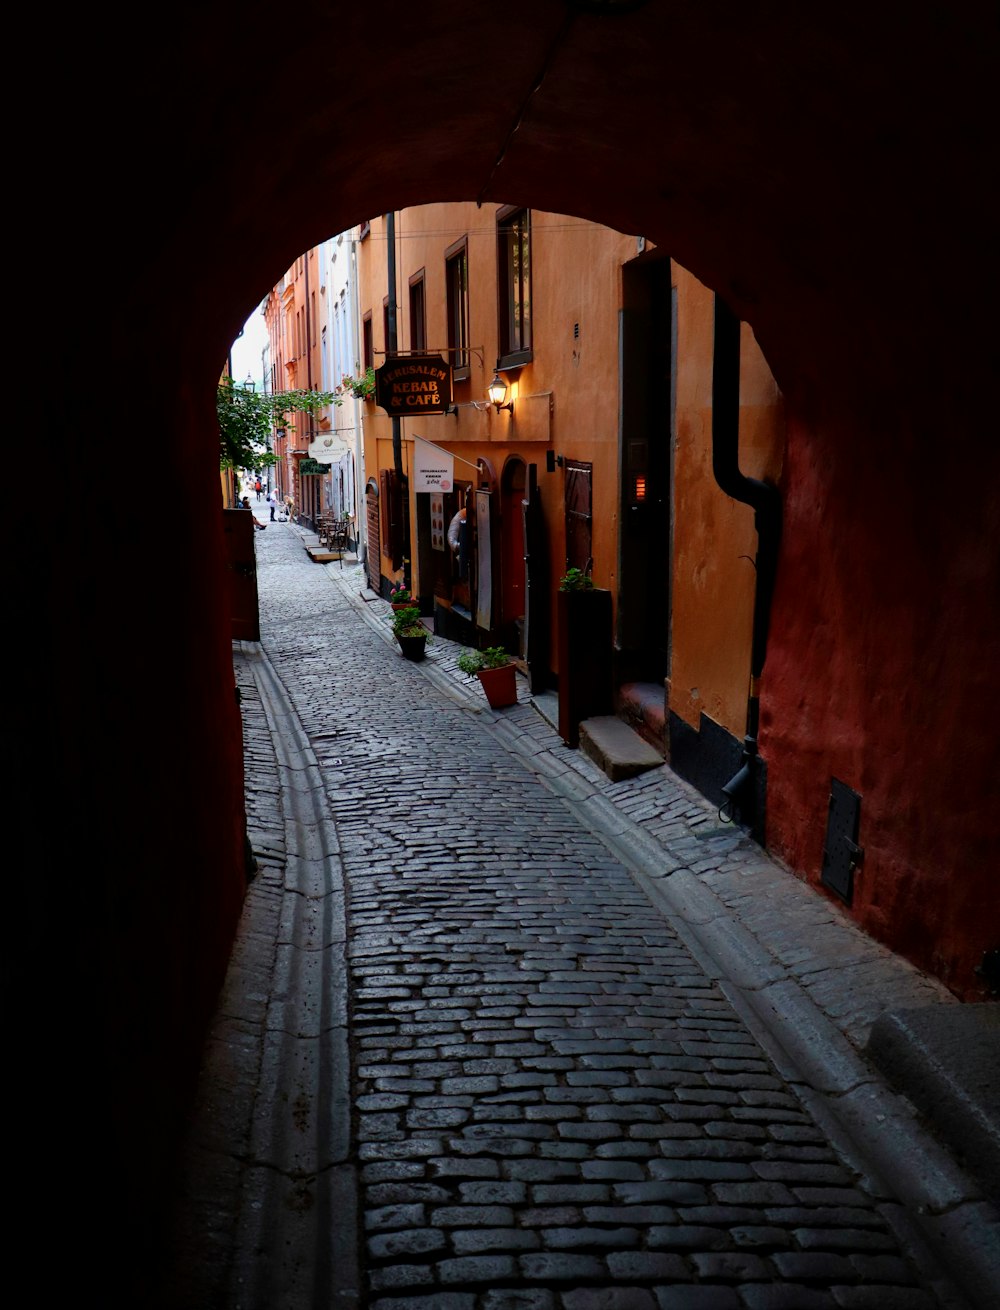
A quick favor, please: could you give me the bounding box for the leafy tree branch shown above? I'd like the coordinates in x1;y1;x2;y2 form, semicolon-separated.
217;376;342;470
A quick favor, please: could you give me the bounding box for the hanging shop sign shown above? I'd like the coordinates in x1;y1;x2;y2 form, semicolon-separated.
412;436;454;493
308;435;351;464
375;354;453;416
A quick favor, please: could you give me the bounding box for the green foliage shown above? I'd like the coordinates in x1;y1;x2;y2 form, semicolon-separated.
217;375;341;472
558;567;595;592
456;645;511;676
391;606;427;639
340;366;376;401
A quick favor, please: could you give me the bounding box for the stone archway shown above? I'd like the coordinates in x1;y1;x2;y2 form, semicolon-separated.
27;5;998;1294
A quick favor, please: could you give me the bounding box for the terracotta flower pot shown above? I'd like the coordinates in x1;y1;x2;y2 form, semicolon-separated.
478;664;517;709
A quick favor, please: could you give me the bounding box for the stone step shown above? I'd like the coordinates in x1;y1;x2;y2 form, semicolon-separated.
617;680;667;754
579;715;664;782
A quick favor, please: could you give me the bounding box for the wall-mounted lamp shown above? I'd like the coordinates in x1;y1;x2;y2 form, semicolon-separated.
488;371;513;414
545;450;565;473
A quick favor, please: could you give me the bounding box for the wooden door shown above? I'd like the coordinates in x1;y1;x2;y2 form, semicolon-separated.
522;464;549;693
222;508;260;641
501;458;527;649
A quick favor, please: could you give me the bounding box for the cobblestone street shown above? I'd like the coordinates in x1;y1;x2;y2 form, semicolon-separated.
164;519;998;1310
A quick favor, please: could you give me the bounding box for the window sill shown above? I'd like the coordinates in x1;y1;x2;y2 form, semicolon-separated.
497;350;532;372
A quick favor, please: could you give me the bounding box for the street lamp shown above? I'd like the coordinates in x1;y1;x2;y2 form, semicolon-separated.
488;369;513;414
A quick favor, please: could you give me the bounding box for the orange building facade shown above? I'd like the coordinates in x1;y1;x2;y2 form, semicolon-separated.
262;249;331;521
352;203;785;811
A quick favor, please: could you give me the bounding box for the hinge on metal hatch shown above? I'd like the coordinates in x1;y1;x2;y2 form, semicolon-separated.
821;778;864;904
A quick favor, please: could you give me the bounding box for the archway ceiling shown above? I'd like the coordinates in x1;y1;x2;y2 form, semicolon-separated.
97;0;993;428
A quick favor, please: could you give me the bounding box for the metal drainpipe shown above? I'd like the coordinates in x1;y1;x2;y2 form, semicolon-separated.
712;295;782;831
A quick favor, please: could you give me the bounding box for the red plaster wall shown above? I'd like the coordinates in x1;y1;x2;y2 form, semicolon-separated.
762;408;1000;997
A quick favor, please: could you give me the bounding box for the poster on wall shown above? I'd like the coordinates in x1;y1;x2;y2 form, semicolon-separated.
412;436;454;493
430;492;445;551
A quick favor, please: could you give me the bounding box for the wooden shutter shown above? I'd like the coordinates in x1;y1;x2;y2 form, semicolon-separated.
366;481;381;593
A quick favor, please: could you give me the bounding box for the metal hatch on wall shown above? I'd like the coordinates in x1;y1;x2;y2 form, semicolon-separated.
821;778;864;903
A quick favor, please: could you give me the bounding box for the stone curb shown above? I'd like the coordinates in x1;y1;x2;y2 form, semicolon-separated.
234;642;361;1310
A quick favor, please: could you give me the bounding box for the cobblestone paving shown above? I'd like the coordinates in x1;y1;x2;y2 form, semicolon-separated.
253;525;941;1310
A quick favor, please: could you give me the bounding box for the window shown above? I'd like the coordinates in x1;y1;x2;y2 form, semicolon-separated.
362;312;373;371
409;272;426;352
497;207;532;367
446;238;470;379
336;290;348;382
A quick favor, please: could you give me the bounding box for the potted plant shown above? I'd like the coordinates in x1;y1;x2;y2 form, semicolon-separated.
456;646;518;709
391;606;429;661
558;566;595;592
339;366;377;402
388;580;413;611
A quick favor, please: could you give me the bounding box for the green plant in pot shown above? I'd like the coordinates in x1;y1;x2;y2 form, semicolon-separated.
456;646;518;709
392;606;429;661
558;566;594;591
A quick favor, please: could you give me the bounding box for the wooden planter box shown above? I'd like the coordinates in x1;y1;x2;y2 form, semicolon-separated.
557;589;613;747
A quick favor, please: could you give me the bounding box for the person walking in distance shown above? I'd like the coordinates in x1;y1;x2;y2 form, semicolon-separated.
254;477;262;501
267;489;276;522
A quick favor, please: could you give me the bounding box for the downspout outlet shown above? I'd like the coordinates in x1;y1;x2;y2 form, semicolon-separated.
720;738;758;826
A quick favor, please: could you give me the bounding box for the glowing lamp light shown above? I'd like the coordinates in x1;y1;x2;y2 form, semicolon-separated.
488;371;513;414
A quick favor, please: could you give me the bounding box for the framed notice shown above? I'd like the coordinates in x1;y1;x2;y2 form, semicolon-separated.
430;493;444;551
